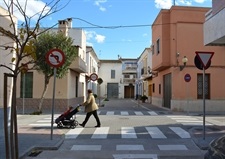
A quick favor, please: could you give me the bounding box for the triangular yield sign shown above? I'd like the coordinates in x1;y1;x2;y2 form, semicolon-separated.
195;51;214;69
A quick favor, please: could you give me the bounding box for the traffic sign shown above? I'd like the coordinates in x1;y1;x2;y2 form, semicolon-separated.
195;51;214;69
90;73;98;81
194;55;211;70
184;74;191;82
46;49;65;68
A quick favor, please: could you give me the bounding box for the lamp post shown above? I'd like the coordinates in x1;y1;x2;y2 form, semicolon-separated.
180;56;188;71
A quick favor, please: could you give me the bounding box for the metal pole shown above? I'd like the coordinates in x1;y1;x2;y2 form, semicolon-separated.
4;73;10;159
50;68;56;140
22;74;25;114
203;68;206;140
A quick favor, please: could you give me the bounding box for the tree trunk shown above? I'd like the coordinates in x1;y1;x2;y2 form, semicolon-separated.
38;75;50;112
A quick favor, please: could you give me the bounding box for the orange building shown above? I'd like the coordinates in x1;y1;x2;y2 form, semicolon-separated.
151;6;225;113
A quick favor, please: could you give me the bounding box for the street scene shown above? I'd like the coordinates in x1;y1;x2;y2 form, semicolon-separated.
1;0;225;159
8;99;224;159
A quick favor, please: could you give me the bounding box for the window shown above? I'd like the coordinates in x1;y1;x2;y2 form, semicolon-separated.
156;39;160;54
124;74;130;78
152;83;155;93
111;70;115;79
75;76;78;97
20;72;33;98
197;74;210;99
159;84;161;94
152;45;154;55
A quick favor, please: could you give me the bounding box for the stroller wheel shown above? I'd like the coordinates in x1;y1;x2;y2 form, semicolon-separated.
74;120;78;126
57;122;63;128
70;123;75;129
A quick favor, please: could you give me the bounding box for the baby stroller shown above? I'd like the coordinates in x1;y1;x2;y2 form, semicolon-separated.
55;105;80;129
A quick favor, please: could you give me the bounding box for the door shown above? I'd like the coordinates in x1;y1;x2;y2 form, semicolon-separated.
107;83;119;98
124;86;134;98
163;73;172;108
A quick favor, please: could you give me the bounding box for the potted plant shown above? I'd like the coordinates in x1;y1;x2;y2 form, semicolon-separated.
140;95;148;103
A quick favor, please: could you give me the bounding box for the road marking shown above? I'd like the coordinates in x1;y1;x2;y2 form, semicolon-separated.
169;127;190;138
91;127;109;139
134;111;144;115
158;145;188;150
145;127;167;139
65;128;84;139
116;145;144;151
148;111;158;115
71;145;101;151
113;154;158;159
121;111;129;116
106;111;114;115
29;123;56;127
121;127;137;138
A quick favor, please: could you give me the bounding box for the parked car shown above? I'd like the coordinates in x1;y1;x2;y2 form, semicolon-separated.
204;134;225;159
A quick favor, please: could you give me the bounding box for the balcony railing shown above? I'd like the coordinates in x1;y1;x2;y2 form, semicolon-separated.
122;66;137;74
69;56;87;73
122;78;135;84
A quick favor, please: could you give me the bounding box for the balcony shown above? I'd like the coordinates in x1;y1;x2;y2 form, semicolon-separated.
122;78;135;84
122;66;137;74
204;8;225;46
69;56;87;73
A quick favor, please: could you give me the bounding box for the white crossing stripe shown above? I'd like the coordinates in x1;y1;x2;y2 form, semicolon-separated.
168;115;213;126
29;123;56;127
116;145;144;151
121;111;129;116
134;111;144;115
145;127;167;139
65;128;84;139
91;127;109;139
148;111;158;115
106;111;114;115
113;154;158;159
36;120;51;123
121;127;137;138
169;127;190;138
71;145;101;151
158;145;188;150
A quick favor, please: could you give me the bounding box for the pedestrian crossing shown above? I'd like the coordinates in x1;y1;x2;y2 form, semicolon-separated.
99;111;158;116
167;115;213;126
64;126;191;139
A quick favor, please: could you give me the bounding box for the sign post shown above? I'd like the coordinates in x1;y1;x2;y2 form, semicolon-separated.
46;49;65;140
195;51;214;140
184;74;191;115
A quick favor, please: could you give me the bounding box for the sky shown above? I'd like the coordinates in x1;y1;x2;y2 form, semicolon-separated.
0;0;212;60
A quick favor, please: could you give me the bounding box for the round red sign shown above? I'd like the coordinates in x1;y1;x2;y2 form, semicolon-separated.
90;73;98;81
46;49;65;68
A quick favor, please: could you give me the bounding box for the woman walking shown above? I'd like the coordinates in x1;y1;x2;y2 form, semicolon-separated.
79;89;101;127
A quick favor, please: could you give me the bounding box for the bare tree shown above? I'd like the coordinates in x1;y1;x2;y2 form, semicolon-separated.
0;0;70;158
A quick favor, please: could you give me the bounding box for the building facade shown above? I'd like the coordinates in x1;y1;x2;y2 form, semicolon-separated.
204;0;225;46
151;6;225;112
0;6;17;108
16;19;88;112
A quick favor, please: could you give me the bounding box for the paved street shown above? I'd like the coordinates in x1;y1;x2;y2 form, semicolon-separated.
1;99;225;159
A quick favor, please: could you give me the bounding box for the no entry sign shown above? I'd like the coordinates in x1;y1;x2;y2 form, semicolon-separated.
184;73;191;82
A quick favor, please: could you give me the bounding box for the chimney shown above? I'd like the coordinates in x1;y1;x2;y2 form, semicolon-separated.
58;20;68;36
67;18;72;28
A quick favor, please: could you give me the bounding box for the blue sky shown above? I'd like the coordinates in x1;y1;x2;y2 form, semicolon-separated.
1;0;212;60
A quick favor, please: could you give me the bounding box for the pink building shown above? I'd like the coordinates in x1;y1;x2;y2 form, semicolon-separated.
151;6;225;113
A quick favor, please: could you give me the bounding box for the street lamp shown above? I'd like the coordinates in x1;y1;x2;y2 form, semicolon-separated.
180;56;188;71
